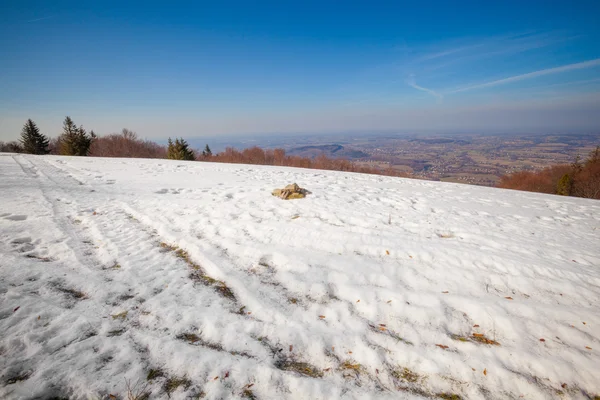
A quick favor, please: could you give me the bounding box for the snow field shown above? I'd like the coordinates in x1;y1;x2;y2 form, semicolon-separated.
1;153;599;399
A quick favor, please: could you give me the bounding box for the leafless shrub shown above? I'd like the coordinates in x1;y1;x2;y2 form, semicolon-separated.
208;146;410;177
498;147;600;199
89;129;167;158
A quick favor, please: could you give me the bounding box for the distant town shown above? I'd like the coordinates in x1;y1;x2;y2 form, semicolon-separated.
201;132;599;187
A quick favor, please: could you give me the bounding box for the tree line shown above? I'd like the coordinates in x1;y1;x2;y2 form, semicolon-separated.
0;118;406;178
498;147;600;199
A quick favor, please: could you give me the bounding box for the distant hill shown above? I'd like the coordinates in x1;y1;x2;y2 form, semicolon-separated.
287;144;369;159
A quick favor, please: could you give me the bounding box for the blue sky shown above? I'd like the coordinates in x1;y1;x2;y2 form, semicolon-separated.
1;0;600;140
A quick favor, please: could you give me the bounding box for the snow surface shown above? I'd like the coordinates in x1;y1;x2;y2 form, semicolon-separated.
1;153;599;400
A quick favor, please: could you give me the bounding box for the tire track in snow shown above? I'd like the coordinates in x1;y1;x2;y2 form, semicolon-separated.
22;156;273;397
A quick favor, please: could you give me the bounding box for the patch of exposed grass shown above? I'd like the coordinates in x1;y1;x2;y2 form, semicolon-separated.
450;332;499;346
6;370;33;384
125;379;151;400
147;368;165;381
450;334;469;342
177;333;204;345
176;332;253;358
163;376;191;396
159;242;178;252
392;367;423;384
111;311;128;320
107;328;126;337
437;393;462;400
189;271;236;300
56;286;88;300
368;323;413;345
275;360;323;378
340;361;361;371
160;242;237;301
470;333;500;346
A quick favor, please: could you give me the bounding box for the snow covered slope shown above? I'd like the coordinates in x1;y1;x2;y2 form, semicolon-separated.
1;154;599;400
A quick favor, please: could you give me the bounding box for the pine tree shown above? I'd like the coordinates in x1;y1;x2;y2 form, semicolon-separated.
202;144;212;157
58;116;95;156
557;173;572;196
19;119;49;154
167;137;195;160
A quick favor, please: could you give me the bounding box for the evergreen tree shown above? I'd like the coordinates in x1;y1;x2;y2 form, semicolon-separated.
167;137;195;160
19;119;49;154
202;144;212;157
557;173;572;196
59;116;95;156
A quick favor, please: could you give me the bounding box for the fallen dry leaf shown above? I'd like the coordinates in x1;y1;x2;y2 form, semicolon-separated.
246;383;254;388
37;316;40;320
356;299;360;303
379;327;386;331
387;300;392;303
505;296;513;300
348;351;353;354
247;312;252;315
582;322;586;325
442;291;449;294
483;368;487;376
376;369;379;374
289;345;293;352
561;383;567;389
93;211;97;215
224;371;229;378
539;338;545;342
473;324;480;328
13;306;20;312
473;333;484;338
332;346;335;351
379;324;386;327
471;368;476;371
324;368;331;372
319;315;326;319
386;250;390;255
436;344;449;349
213;376;218;381
409;255;413;258
585;346;592;350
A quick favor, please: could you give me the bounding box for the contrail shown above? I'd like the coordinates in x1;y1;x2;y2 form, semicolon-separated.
448;58;600;94
407;75;443;102
27;16;54;23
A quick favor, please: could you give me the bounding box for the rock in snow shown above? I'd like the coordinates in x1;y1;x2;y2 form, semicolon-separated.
0;153;599;400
